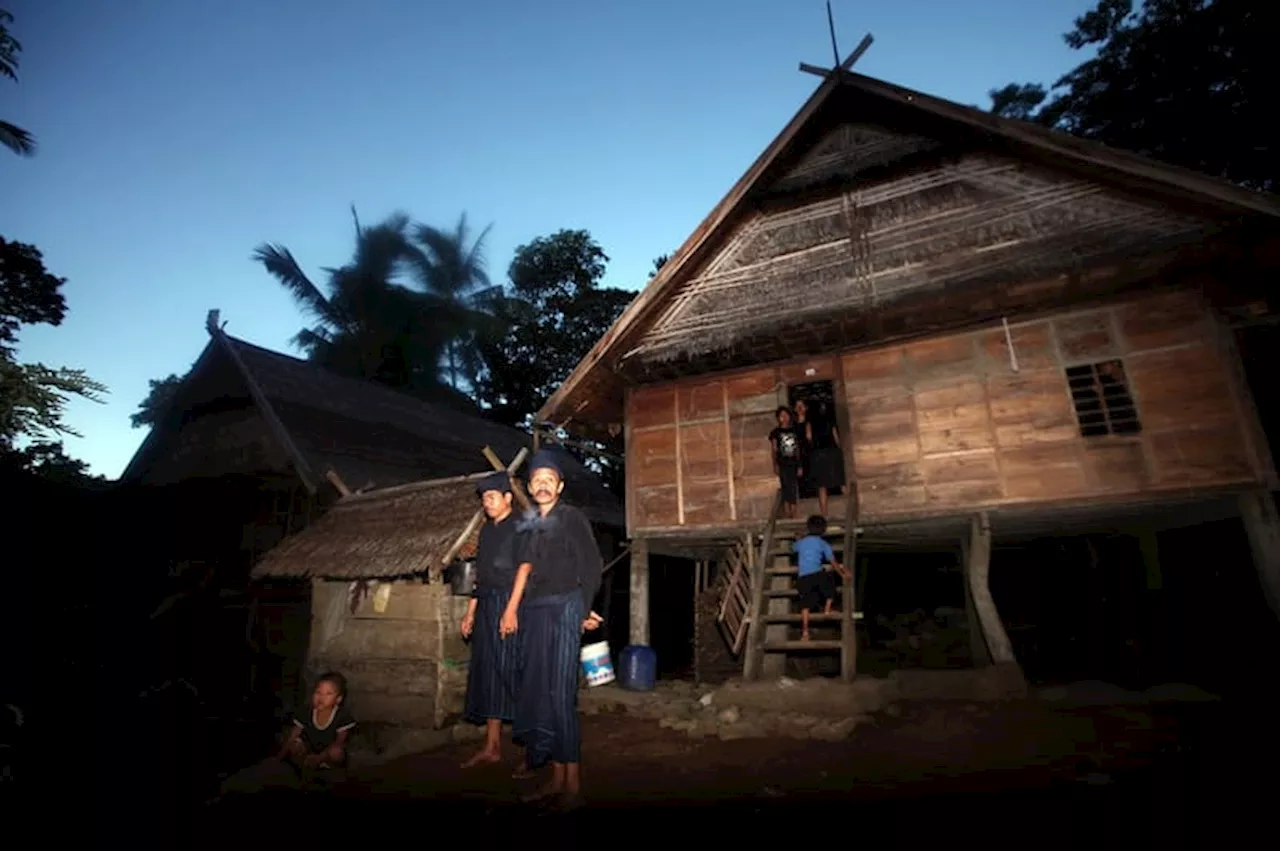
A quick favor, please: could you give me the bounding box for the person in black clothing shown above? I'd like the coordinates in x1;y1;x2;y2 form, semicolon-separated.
459;471;523;769
502;449;603;812
769;406;804;518
216;672;356;799
283;671;357;770
799;399;845;516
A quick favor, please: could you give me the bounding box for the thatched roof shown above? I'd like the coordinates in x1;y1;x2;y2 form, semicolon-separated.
252;446;619;580
251;472;490;580
120;322;623;531
537;68;1280;437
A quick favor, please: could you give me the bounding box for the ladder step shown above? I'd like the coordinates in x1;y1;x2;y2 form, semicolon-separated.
773;521;862;534
768;545;845;558
764;589;799;597
765;565;850;575
763;640;843;651
762;612;864;623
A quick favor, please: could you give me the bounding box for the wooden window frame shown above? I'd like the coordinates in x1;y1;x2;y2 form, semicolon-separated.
1065;358;1142;438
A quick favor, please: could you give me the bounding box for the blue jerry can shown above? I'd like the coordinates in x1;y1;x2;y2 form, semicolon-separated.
618;644;657;691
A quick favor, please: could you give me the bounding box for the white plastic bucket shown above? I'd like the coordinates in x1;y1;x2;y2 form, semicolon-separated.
579;641;616;687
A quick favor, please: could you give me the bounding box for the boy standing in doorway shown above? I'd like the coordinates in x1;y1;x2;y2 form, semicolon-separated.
769;406;804;519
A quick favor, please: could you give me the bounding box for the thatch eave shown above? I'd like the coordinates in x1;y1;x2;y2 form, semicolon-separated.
251;471;492;581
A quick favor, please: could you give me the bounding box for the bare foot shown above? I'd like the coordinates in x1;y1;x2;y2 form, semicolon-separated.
519;783;562;804
800;630;811;642
461;750;500;769
550;791;586;813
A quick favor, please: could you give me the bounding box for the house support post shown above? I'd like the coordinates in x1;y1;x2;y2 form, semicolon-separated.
965;513;1026;694
629;537;650;645
961;538;992;667
1240;490;1280;620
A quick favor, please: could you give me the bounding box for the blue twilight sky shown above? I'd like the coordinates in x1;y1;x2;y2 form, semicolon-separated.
3;0;1096;478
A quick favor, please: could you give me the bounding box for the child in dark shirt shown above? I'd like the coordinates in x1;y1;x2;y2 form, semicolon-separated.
217;671;357;799
282;671;357;770
769;406;804;519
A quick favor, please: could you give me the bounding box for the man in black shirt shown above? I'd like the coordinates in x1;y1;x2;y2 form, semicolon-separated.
459;471;522;769
501;449;603;811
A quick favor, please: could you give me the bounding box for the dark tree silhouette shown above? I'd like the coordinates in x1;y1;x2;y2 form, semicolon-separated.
989;0;1277;191
0;238;104;479
131;374;184;429
1;9;35;156
474;229;633;430
253;207;486;407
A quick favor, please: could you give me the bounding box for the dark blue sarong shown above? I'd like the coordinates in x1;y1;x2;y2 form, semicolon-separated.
513;590;585;768
463;588;522;725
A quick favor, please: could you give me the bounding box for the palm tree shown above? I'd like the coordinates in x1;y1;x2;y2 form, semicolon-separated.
405;214;504;390
253;208;467;400
2;9;36;157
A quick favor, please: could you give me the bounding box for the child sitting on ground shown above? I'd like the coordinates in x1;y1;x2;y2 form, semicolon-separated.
791;515;851;641
217;671;357;799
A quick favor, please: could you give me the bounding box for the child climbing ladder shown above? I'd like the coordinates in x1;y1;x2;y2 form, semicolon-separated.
791;514;852;641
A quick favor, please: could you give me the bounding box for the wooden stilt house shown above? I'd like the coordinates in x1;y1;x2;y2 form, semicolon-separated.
537;65;1280;685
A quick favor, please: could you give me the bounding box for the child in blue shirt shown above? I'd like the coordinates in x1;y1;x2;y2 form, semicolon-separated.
791;515;850;641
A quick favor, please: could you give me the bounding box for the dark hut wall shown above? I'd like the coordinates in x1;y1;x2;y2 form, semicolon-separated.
140;405;293;484
308;579;469;729
625;289;1270;534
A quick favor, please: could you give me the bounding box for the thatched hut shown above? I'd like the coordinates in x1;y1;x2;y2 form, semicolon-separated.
117;312;622;717
252;456;624;730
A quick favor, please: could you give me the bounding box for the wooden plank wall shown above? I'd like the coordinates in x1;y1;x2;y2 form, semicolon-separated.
308;580;470;728
625;289;1269;535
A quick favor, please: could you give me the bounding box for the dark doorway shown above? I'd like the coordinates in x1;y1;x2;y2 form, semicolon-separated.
787;379;844;501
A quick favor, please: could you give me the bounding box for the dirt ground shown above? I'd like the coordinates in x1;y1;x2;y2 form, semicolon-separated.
193;695;1272;848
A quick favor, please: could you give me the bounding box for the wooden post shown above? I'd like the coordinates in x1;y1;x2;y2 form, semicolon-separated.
481;445;531;511
960;539;991;667
965;513;1016;665
629;537;650;646
744;490;784;681
325;469;352;498
840;480;859;682
1240;490;1280;619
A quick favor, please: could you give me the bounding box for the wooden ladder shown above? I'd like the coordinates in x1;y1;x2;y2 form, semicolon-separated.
714;532;756;655
741;489;862;682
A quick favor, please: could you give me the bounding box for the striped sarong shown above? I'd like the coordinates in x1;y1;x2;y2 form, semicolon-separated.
463;588;522;725
513;590;585;768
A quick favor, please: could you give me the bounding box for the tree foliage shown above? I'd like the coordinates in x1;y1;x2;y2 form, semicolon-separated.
989;0;1277;191
473;229;634;429
0;439;104;485
253;207;493;408
0;237;105;481
1;9;35;156
404;214;502;390
131;373;184;429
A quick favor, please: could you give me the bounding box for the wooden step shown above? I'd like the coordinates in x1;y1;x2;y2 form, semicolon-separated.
774;520;863;534
765;560;847;573
764;588;799;597
769;545;846;558
763;640;842;651
762;612;865;623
